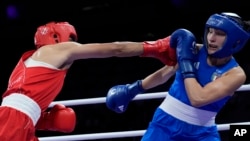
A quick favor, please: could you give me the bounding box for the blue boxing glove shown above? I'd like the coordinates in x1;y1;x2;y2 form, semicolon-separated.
170;28;197;78
106;80;145;113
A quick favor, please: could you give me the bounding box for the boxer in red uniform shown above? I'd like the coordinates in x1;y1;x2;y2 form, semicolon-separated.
0;21;176;141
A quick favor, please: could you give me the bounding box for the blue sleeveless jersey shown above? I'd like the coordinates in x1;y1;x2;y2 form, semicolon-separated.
168;46;238;112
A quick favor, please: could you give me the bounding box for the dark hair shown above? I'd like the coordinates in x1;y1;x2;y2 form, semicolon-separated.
243;20;250;32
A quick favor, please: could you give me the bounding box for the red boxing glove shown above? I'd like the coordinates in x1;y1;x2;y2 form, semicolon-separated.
36;104;76;133
141;36;177;66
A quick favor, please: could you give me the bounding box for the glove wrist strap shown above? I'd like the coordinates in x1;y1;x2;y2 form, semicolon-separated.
179;60;196;78
128;80;145;99
141;42;158;57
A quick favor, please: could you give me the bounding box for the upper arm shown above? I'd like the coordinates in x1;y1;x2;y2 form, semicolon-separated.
60;42;106;60
31;42;90;67
184;66;246;107
32;41;143;68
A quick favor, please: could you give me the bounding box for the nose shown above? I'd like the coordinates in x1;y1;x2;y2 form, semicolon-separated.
207;33;216;43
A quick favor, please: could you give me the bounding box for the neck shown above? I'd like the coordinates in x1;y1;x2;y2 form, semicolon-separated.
207;55;232;66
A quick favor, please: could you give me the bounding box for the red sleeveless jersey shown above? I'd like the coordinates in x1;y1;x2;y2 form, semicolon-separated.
2;50;68;111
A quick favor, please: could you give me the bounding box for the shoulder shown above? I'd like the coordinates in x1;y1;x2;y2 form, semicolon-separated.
234;66;246;75
225;66;246;81
37;42;80;53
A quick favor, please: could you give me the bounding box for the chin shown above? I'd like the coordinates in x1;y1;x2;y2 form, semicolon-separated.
207;51;216;55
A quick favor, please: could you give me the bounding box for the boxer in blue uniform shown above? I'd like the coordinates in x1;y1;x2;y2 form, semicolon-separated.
106;12;250;141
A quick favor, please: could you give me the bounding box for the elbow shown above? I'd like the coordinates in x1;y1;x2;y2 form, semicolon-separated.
189;97;206;108
190;101;203;108
186;88;207;107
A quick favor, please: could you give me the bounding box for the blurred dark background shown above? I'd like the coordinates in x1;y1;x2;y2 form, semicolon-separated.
1;0;250;141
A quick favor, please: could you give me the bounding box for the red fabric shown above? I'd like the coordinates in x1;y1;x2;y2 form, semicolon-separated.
0;107;39;141
2;50;67;111
36;104;76;133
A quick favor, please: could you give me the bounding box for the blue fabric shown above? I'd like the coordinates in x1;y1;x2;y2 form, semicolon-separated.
142;108;220;141
168;47;238;112
142;46;239;140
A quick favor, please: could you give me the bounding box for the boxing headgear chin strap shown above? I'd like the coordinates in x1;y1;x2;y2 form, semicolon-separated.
204;13;250;58
34;21;78;48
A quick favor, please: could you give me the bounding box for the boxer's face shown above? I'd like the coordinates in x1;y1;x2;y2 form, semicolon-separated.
206;28;226;55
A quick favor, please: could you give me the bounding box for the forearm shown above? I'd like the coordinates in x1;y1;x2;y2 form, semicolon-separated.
111;42;144;57
70;42;144;60
184;78;207;107
142;65;177;90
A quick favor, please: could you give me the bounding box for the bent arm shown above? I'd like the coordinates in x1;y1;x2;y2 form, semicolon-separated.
184;66;246;107
141;65;177;90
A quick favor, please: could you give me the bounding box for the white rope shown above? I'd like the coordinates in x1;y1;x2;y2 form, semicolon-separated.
236;84;250;91
49;92;167;107
38;122;250;141
41;84;250;140
39;130;145;141
49;84;250;107
217;122;250;131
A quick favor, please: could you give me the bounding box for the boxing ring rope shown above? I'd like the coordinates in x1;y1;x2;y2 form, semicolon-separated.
48;84;250;107
39;84;250;141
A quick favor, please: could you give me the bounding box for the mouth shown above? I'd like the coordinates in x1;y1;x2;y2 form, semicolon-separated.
208;44;218;51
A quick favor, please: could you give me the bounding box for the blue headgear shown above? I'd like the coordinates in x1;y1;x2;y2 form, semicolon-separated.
204;13;250;58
